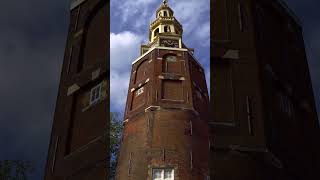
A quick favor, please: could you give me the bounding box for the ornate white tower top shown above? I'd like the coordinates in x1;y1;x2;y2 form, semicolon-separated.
140;0;194;56
148;0;183;42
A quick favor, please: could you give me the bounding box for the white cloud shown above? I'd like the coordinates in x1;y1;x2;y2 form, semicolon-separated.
110;31;145;113
111;0;156;30
111;0;210;39
110;31;144;72
110;71;130;113
171;0;210;35
194;22;210;47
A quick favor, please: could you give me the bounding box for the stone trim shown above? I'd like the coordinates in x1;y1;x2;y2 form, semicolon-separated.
70;0;87;10
132;46;203;71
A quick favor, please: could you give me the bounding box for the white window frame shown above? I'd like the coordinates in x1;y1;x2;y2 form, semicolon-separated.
279;93;293;117
152;168;174;180
136;87;144;96
90;82;102;105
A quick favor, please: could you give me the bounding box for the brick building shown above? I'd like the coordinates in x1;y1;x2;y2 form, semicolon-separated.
115;1;210;180
44;0;109;179
211;0;320;179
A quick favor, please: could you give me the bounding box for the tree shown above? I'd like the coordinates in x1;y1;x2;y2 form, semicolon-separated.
0;160;34;180
109;112;123;180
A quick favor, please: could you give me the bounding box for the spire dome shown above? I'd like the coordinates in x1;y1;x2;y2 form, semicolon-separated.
146;0;183;43
156;0;173;17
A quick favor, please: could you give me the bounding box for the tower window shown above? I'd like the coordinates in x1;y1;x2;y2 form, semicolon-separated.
152;168;174;180
136;87;144;96
278;93;293;117
164;26;168;32
154;28;159;37
164;11;167;17
164;26;171;32
238;2;244;31
90;82;102;105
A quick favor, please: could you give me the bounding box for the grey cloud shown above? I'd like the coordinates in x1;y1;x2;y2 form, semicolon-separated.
0;0;69;179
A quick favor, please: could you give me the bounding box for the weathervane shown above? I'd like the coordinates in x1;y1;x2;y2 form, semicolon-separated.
163;0;168;5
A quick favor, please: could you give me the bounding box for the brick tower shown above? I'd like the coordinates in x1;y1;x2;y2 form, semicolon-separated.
44;0;109;179
115;0;209;179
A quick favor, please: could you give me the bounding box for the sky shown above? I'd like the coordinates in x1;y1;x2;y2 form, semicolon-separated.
0;0;319;180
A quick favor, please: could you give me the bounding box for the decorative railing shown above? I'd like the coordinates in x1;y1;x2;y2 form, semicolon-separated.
150;16;182;29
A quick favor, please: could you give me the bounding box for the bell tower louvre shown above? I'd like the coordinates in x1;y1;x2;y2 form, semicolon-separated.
115;0;210;180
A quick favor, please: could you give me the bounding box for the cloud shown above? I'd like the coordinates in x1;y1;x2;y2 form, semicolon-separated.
0;1;69;179
170;0;210;35
110;31;144;72
111;0;210;37
111;0;156;30
194;22;210;47
110;71;130;113
110;31;145;113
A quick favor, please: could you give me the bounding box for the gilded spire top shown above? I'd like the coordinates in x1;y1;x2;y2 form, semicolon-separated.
162;0;168;5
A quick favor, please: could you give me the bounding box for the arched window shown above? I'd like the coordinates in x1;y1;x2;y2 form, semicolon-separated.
135;60;148;84
162;54;182;74
164;11;167;17
77;0;107;72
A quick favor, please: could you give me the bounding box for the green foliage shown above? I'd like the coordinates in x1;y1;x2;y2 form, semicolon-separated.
0;160;34;180
109;112;123;179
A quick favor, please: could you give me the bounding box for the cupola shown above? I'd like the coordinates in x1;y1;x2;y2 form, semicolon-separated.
149;0;183;42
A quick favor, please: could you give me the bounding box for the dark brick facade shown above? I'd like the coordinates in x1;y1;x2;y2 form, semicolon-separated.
44;0;109;179
211;0;320;179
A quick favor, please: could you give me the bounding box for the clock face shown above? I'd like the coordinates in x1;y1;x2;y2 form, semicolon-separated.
160;39;179;48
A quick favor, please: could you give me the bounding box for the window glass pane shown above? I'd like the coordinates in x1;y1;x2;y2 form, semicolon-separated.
152;169;162;179
164;169;173;179
90;92;94;102
90;89;95;102
96;87;100;99
90;83;102;104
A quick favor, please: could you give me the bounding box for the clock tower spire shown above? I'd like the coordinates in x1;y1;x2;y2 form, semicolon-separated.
140;0;188;55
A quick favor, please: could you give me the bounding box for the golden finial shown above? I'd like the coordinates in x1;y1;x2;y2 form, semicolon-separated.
162;0;168;5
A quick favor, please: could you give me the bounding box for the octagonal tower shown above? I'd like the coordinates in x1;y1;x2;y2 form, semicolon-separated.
115;1;209;180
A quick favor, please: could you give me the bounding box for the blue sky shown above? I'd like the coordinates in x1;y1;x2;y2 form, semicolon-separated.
110;0;210;115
